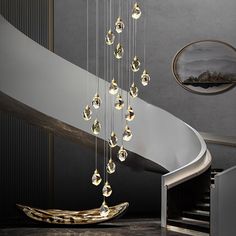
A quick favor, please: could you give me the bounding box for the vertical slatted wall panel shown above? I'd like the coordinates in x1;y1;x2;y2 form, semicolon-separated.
0;0;49;47
0;0;53;225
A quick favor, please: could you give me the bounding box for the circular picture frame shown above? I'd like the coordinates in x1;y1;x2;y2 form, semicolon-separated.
172;40;236;95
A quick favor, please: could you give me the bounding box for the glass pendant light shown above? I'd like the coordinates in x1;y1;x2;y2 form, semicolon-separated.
92;93;101;109
83;105;92;121
100;201;110;217
141;70;150;86
102;181;112;197
109;79;118;95
131;56;140;72
129;83;139;98
91;119;101;135
123;125;133;141
115;17;125;33
114;43;124;59
91;169;102;186
105;29;115;45
132;2;142;20
118;146;128;162
125;106;135;121
115;93;124;110
108;131;118;147
106;159;116;174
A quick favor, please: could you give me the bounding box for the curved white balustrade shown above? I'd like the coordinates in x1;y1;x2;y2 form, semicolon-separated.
0;15;211;226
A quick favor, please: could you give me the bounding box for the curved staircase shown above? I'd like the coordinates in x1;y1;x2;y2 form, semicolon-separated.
0;14;211;232
167;168;223;233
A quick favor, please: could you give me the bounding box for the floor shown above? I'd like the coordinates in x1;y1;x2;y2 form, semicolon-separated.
0;219;205;236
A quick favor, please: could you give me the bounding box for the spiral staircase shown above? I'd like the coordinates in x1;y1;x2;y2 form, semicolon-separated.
0;15;213;234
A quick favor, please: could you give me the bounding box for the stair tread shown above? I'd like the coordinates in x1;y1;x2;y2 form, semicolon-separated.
211;169;224;174
202;196;210;202
168;217;210;229
183;210;209;216
196;203;210;207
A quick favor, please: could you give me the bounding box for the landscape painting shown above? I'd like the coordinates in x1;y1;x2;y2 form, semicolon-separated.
172;40;236;94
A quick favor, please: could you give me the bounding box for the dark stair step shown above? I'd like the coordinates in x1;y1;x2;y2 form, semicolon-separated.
182;209;210;221
168;217;210;233
211;172;220;177
196;202;210;211
211;177;215;184
211;169;224;176
204;189;211;196
202;195;210;203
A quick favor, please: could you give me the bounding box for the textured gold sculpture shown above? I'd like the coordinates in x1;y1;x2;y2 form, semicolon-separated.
17;202;129;225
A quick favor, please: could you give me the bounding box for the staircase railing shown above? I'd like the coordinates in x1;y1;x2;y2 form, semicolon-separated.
161;127;212;227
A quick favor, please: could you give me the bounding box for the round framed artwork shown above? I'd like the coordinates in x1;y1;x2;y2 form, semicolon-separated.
172;40;236;94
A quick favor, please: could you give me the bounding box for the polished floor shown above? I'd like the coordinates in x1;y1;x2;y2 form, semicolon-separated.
0;218;205;236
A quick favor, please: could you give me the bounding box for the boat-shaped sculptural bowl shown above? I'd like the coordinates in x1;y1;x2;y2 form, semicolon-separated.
16;202;129;225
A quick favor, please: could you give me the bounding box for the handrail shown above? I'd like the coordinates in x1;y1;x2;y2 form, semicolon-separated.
161;126;211;227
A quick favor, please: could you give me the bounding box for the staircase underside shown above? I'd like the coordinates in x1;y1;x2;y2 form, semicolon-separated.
0;91;168;174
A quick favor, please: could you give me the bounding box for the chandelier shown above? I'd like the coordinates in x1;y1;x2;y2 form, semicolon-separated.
82;0;150;217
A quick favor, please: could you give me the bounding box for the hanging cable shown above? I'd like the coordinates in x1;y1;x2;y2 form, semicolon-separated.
95;0;99;173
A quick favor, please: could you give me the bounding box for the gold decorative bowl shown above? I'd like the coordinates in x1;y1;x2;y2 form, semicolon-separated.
17;202;129;225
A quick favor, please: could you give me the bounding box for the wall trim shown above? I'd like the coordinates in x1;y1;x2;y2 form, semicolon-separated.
200;132;236;147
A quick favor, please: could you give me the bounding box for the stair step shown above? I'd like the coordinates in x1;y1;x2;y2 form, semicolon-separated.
202;195;210;203
196;203;210;211
211;169;224;175
211;178;215;184
182;210;210;221
168;217;210;233
211;172;220;177
205;187;211;192
211;171;220;174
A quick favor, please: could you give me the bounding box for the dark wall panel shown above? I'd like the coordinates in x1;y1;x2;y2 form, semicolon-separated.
54;135;162;217
208;144;236;170
0;112;51;222
0;0;50;48
0;0;53;225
